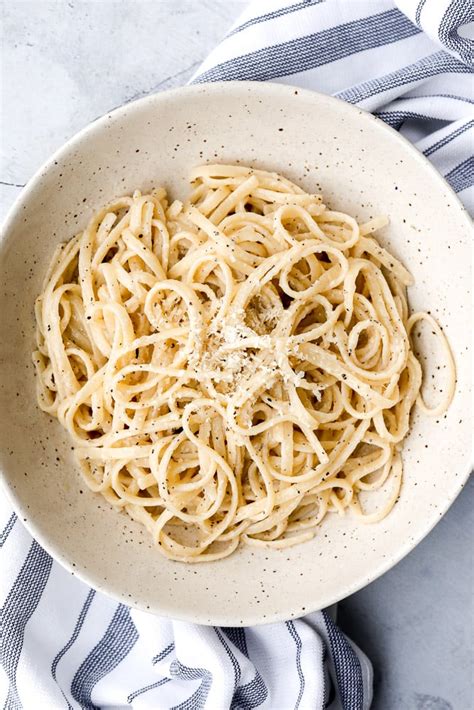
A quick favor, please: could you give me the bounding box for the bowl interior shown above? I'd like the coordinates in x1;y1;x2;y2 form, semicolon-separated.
0;82;471;625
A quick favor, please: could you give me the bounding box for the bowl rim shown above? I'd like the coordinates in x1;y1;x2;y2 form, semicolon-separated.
0;80;472;625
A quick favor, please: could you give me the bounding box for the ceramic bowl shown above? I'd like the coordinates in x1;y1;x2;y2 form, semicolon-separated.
0;82;471;625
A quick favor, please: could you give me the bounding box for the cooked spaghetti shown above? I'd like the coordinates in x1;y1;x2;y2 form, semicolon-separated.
33;165;455;562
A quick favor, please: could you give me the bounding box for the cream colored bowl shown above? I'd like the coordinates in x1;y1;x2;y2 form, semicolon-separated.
0;82;471;625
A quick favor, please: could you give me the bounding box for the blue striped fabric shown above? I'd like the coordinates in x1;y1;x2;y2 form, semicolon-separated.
224;628;269;708
322;611;364;710
169;660;213;710
0;512;16;547
286;621;306;709
232;670;269;709
195;10;421;84
51;589;96;710
152;642;175;665
226;0;324;39
2;541;53;710
445;156;474;192
423;117;473;156
1;1;471;709
127;677;171;705
214;627;241;691
70;604;139;709
336;51;471;106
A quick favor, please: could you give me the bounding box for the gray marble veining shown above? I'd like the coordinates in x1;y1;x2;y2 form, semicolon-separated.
1;2;472;708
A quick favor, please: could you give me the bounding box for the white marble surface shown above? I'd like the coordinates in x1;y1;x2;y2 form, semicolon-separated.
1;2;472;709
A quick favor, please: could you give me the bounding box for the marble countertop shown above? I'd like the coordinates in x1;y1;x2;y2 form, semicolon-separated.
2;2;472;708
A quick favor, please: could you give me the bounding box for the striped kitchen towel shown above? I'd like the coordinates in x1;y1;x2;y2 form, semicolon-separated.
1;508;372;710
1;2;472;710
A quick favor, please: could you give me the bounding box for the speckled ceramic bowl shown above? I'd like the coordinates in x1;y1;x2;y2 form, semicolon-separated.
0;82;472;625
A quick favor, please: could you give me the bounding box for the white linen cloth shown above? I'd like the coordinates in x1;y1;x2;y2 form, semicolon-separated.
1;1;472;709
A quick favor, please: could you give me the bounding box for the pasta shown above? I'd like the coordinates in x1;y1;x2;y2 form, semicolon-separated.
33;164;456;562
